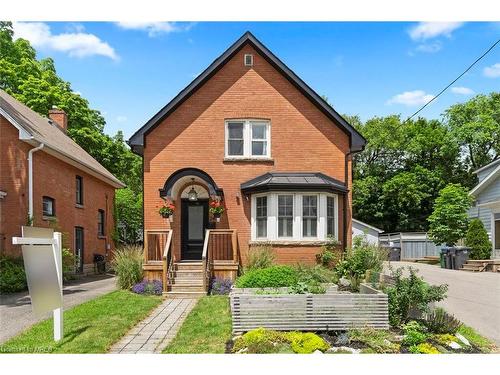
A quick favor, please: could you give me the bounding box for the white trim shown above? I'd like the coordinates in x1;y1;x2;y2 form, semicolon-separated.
470;165;500;196
352;218;384;233
224;119;271;159
250;191;339;242
244;53;254;67
473;158;500;174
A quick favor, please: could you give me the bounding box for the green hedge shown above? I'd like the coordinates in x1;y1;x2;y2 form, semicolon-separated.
235;265;299;288
0;257;27;293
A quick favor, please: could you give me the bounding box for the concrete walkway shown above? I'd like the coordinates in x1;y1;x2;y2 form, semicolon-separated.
0;274;116;344
110;298;197;354
384;261;500;345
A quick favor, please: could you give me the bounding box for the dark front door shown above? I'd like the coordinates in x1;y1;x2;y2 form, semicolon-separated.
75;227;84;273
181;199;208;260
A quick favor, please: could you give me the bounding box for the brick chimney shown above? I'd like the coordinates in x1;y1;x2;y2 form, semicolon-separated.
48;106;67;132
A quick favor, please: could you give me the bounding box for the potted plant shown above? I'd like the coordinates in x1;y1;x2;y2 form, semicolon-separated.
209;199;224;222
158;200;175;220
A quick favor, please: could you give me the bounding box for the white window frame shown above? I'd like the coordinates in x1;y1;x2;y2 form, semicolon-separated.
225;119;271;159
250;192;338;242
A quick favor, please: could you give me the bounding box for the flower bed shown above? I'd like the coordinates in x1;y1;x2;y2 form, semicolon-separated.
230;283;389;334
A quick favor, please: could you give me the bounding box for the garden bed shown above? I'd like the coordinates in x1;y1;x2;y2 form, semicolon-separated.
230;283;389;334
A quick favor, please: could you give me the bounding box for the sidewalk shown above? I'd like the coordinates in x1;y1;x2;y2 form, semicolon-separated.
110;298;197;354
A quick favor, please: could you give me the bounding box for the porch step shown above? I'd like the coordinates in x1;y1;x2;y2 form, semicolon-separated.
163;291;206;299
172;269;204;279
169;284;205;293
174;262;203;271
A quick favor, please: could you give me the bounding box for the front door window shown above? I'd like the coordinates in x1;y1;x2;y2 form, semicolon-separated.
181;200;208;260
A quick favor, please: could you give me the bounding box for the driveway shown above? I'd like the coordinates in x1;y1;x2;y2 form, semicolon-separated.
0;274;117;344
384;261;500;345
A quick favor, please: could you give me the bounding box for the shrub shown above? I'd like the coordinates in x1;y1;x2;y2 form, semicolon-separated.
335;235;386;291
408;342;440;354
288;281;326;294
424;307;462;334
210;278;233;295
246;244;275;270
0;256;27;293
235;265;298;288
316;236;341;268
386;267;448;327
402;330;427;346
62;248;76;280
296;264;337;284
348;328;400;353
287;332;330;354
132;279;162;295
111;245;143;290
465;219;492;260
431;334;458;346
232;328;288;354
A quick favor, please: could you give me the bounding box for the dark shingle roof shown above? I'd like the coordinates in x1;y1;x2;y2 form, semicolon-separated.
0;89;125;188
240;172;347;194
128;31;366;155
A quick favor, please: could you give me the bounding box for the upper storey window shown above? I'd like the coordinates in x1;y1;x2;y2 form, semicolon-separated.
225;120;270;158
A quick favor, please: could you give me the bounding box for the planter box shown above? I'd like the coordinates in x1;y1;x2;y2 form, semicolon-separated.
231;283;338;295
230;283;388;334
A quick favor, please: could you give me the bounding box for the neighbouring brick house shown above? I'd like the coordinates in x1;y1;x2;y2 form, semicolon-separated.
128;32;366;296
0;89;125;274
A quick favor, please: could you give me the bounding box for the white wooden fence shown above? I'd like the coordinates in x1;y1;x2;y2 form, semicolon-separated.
230;285;389;333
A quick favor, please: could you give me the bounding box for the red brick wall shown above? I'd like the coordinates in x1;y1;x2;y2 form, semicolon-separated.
0;115;116;267
143;44;352;265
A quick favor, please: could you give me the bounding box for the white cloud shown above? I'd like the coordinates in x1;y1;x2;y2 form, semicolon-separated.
483;63;500;78
116;22;194;37
408;22;464;41
387;90;435;106
116;115;128;123
451;86;475;95
13;22;118;60
415;42;442;53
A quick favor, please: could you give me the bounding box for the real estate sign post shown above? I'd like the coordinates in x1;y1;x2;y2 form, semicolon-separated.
12;226;63;341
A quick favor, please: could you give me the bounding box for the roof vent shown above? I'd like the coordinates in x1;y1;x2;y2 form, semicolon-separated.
244;54;253;67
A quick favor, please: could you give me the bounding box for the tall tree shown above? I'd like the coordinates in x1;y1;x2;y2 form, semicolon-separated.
0;22;142;243
444;92;500;172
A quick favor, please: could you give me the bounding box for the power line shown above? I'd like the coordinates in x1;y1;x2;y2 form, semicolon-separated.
405;38;500;122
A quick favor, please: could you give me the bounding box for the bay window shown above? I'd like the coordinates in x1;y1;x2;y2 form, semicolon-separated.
278;195;294;238
252;192;338;242
225;119;270;158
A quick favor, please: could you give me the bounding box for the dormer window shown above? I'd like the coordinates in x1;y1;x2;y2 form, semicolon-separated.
225;119;270;159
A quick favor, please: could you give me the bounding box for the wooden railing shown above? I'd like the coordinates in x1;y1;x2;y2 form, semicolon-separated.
202;229;238;292
143;229;173;292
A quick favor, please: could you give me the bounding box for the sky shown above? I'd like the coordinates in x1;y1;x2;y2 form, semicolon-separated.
11;21;500;139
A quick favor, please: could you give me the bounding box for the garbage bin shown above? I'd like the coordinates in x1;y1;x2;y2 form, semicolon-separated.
442;248;454;269
439;249;448;268
389;246;401;261
452;247;470;270
93;253;106;274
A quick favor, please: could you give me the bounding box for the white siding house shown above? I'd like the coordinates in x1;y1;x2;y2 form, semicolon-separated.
469;158;500;259
352;219;383;245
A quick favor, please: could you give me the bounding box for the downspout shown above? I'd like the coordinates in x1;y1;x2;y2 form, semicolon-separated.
343;151;352;255
28;142;44;225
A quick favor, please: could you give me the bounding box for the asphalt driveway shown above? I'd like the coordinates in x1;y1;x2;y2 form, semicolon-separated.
0;274;117;344
384;261;500;346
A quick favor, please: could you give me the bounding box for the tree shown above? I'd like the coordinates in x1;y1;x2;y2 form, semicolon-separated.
115;188;143;244
427;184;473;246
465;219;492;260
445;93;500;172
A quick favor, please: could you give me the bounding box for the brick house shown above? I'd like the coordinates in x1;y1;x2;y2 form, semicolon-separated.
0;89;125;274
128;32;366;296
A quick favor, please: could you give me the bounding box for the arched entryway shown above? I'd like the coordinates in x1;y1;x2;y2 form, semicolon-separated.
160;168;223;261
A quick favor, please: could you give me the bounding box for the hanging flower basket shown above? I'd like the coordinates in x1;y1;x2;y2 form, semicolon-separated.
209;199;224;222
158;201;175;220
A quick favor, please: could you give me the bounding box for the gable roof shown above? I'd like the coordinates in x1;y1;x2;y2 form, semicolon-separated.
0;89;125;188
352;219;384;234
470;163;500;197
472;158;500;175
128;31;366;155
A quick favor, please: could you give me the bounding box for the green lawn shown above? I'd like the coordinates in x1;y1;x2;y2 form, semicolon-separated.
0;290;162;353
163;296;232;354
457;324;496;353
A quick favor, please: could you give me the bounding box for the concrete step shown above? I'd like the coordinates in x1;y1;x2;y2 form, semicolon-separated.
169;284;206;293
163;291;206;298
